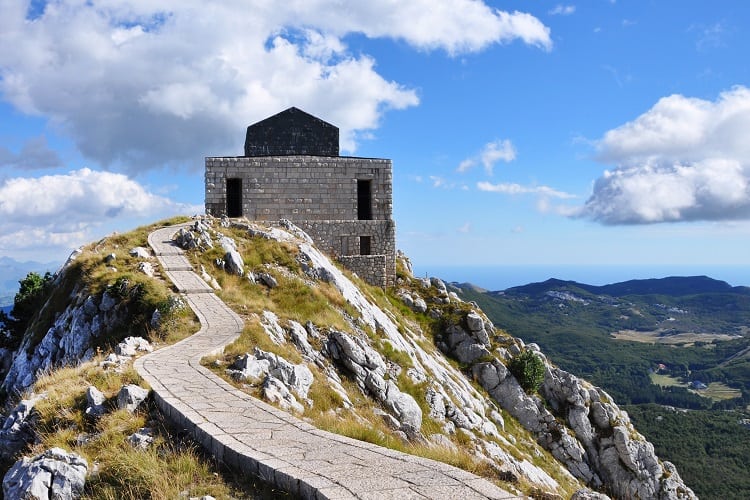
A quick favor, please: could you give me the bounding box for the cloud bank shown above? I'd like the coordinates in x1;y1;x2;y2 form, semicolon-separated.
0;168;200;258
580;86;750;224
0;1;551;171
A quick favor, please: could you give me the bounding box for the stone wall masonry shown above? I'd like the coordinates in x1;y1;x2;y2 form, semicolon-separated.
205;155;396;288
338;255;388;288
135;224;518;500
205;156;392;222
296;220;396;287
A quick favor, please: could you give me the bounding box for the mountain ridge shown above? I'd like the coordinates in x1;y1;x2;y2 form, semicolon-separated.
0;217;697;499
493;275;750;298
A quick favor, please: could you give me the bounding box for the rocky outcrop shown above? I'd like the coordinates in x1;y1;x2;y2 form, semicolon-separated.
228;347;314;399
0;395;43;461
473;359;598;485
437;309;495;366
541;365;696;499
1;286;129;396
1;216;696;499
3;448;87;500
175;220;213;251
218;236;244;277
326;330;422;433
470;351;697;499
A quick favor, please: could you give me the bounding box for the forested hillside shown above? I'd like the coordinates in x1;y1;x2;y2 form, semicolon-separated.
454;277;750;499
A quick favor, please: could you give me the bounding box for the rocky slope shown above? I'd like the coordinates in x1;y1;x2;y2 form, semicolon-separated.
0;217;697;499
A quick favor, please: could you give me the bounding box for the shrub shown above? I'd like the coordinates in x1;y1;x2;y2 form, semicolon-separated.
509;350;545;394
0;271;54;348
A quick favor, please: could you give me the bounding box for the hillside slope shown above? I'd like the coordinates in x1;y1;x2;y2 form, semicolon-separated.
0;217;696;499
455;277;750;498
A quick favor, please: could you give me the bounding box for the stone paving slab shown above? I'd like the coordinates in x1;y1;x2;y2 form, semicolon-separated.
135;224;522;499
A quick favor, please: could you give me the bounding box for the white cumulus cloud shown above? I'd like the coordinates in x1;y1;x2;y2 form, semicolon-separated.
457;139;517;175
580;86;750;224
0;168;200;258
0;1;551;171
478;181;575;199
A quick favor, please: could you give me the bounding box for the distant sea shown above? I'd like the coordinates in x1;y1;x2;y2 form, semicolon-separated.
412;265;750;292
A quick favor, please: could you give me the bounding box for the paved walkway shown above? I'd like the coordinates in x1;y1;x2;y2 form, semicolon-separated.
134;224;519;499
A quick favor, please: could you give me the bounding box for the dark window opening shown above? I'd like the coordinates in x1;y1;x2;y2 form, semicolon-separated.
360;236;371;255
357;179;372;220
227;178;243;217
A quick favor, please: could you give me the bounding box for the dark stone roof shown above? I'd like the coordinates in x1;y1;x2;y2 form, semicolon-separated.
244;107;339;157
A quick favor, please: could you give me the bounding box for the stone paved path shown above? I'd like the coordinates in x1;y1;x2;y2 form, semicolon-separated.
134;224;521;499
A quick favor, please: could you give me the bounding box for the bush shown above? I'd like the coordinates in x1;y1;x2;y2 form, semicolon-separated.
509;350;545;393
0;271;54;348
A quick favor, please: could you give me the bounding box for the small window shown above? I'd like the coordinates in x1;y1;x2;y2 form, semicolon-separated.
360;236;371;255
357;179;372;220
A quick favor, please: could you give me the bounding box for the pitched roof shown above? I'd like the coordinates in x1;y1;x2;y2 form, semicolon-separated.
244;107;339;157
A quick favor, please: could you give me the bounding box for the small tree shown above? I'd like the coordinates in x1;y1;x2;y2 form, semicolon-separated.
508;350;545;394
0;271;53;348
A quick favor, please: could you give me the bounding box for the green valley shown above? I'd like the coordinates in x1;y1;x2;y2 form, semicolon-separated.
453;276;750;499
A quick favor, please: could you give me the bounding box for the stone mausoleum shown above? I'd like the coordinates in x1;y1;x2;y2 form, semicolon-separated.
205;107;396;287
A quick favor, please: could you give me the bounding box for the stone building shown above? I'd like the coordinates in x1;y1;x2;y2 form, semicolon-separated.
205;107;396;287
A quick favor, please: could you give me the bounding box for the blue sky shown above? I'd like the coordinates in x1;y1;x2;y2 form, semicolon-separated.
2;1;750;285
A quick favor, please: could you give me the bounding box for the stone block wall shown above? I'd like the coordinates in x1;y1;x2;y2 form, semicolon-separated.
205;156;392;221
205;155;395;287
296;220;396;287
338;255;388;288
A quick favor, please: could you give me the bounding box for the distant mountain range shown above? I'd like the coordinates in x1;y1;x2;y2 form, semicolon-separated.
498;275;750;297
0;256;59;308
452;274;750;498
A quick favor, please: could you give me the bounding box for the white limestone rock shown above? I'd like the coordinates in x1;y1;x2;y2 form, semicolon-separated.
257;272;278;288
117;384;149;412
1;286;127;395
262;376;304;413
412;296;427;313
430;277;448;294
129;247;151;259
199;265;221;290
3;447;87;500
114;336;153;357
138;261;155;277
288;321;317;360
127;427;154;449
84;386;106;419
443;324;490;364
254;348;313;399
0;395;45;461
327;330;421;432
571;490;611;500
259;311;287;345
229;354;271;383
217;237;243;276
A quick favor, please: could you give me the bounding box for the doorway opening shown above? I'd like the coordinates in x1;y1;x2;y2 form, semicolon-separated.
357;180;372;220
227;178;243;217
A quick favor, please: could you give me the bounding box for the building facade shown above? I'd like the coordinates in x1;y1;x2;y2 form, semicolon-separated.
205;107;396;287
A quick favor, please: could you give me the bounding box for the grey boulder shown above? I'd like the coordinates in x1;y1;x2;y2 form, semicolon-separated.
3;447;87;500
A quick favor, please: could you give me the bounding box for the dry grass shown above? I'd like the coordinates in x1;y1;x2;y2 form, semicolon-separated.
26;359;259;499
